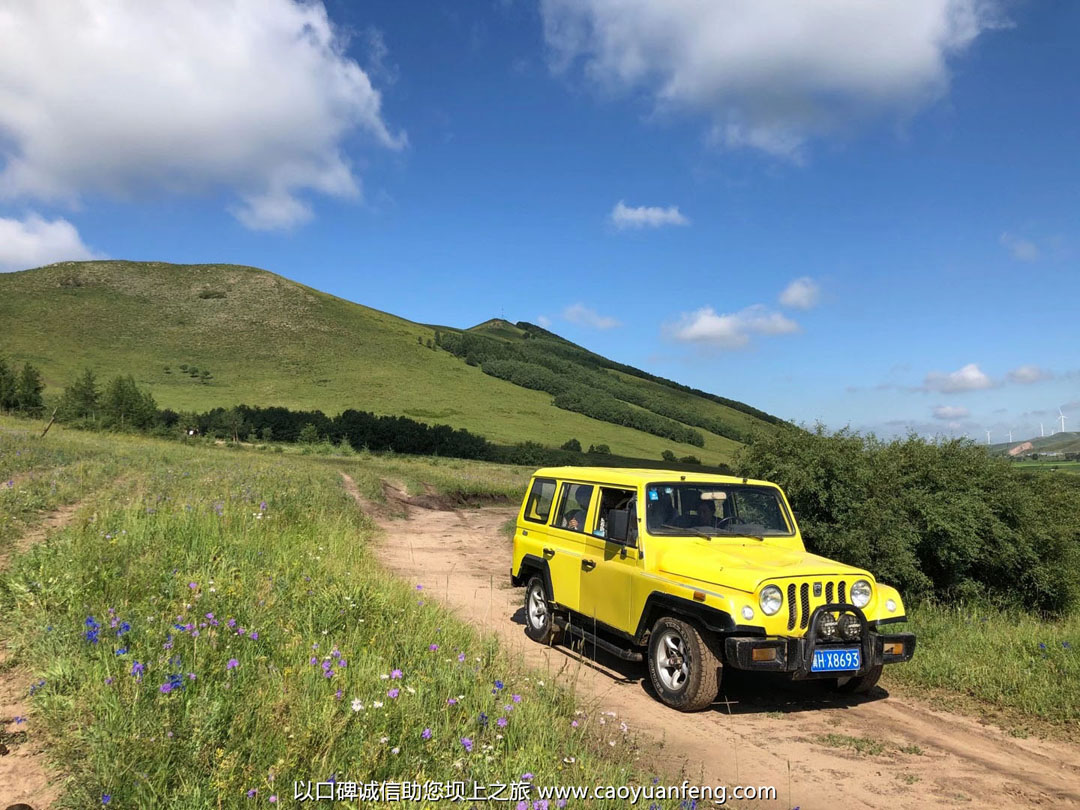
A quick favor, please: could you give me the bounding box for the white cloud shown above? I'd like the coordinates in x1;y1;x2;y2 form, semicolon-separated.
0;214;101;271
999;232;1039;262
0;1;404;230
1006;364;1053;384
541;0;1003;159
563;303;620;330
779;277;820;310
933;405;970;420
536;315;553;328
669;304;799;348
923;362;994;393
610;200;689;230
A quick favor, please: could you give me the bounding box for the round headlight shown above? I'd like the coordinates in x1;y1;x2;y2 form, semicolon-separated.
850;580;872;608
759;585;783;616
886;598;897;613
741;605;755;621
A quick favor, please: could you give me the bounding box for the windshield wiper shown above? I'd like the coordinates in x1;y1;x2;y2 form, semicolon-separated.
659;523;716;539
709;529;765;541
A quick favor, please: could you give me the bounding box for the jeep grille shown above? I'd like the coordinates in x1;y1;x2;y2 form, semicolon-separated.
782;579;851;632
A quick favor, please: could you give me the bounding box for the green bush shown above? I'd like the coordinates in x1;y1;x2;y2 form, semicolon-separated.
735;425;1080;613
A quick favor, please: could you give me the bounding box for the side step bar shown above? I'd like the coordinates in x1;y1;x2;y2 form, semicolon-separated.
553;617;644;662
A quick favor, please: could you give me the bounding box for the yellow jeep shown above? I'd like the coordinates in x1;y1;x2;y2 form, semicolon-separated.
511;467;915;711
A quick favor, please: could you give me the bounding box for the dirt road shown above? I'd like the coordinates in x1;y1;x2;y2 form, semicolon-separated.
344;475;1080;809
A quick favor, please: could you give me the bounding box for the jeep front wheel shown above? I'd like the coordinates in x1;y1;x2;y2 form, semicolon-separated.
524;575;561;645
647;617;721;712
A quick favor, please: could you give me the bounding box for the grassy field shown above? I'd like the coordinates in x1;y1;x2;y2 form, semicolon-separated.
1012;460;1080;475
886;603;1079;733
0;420;667;808
3;419;1076;810
0;260;759;465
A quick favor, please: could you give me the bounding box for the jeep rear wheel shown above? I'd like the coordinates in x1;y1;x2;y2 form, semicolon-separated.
833;663;883;694
524;576;561;645
647;617;721;712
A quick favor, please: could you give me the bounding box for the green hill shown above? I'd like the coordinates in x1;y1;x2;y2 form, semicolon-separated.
0;261;781;464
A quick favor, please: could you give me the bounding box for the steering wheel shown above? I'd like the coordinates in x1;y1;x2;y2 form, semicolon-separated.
716;516;738;528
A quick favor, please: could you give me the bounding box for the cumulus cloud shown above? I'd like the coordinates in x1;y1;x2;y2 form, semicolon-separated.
541;0;1003;159
1007;364;1053;384
933;405;970;420
779;276;820;310
999;232;1039;262
0;1;404;230
669;304;799;349
923;363;994;393
535;315;553;328
0;214;101;271
563;303;620;330
610;200;689;230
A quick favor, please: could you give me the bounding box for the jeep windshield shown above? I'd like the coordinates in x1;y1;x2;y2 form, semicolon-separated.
645;483;793;537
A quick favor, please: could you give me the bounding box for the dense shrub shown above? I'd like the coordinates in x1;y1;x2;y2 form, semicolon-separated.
735;425;1080;613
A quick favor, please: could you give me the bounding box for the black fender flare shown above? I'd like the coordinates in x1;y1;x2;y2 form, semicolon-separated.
513;554;554;600
634;591;740;644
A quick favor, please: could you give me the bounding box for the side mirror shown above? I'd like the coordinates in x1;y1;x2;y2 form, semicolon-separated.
606;508;633;544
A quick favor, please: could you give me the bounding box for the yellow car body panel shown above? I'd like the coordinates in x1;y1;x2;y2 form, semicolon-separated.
511;467;908;639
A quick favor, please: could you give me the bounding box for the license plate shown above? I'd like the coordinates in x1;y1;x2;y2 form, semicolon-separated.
811;648;861;672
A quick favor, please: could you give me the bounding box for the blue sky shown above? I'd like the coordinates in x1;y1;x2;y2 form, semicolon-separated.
1;1;1077;440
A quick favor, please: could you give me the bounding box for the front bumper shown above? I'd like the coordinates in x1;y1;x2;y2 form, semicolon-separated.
723;603;915;680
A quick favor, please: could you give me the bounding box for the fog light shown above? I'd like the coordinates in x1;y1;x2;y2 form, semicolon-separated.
752;647;778;662
838;613;862;640
741;605;755;621
818;612;839;639
886;599;897;613
884;641;905;656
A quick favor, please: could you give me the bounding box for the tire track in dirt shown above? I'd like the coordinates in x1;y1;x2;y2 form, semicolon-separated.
0;500;85;810
341;474;1080;810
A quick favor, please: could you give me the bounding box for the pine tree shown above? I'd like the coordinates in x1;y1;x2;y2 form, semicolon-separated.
14;362;44;415
58;367;100;421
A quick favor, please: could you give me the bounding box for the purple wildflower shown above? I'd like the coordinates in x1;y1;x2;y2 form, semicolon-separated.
387;688;400;699
522;773;534;781
227;658;239;670
247;789;257;798
160;682;174;694
497;717;508;728
422;728;432;740
461;737;473;753
390;669;402;679
131;661;145;680
429;643;439;652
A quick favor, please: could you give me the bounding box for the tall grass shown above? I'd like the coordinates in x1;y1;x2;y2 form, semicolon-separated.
0;424;657;807
887;603;1079;729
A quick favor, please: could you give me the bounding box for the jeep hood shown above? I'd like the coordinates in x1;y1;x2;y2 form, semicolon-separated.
656;540;868;593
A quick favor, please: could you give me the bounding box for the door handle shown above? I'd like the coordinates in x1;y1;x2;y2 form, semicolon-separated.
542;547;555;558
581;559;596;572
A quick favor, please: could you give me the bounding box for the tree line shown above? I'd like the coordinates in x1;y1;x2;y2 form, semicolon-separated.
736;424;1080;614
434;330;770;447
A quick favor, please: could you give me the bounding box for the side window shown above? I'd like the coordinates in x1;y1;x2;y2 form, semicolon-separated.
523;477;557;524
594;487;636;540
554;483;593;533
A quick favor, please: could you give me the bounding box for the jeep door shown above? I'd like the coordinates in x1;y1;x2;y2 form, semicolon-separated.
524;479;587;613
579;486;642;634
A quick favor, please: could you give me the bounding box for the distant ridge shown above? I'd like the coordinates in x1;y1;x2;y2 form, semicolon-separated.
0;260;781;465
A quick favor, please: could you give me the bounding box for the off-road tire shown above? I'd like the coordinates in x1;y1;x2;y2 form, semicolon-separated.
523;575;562;645
647;616;721;712
833;663;883;694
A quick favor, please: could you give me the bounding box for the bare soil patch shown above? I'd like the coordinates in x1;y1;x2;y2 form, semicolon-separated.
344;474;1080;810
0;502;83;809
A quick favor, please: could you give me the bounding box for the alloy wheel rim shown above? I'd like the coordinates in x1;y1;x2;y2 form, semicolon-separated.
528;584;548;629
655;629;691;692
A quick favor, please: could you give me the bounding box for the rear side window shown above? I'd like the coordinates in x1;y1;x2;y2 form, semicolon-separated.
523;477;557;524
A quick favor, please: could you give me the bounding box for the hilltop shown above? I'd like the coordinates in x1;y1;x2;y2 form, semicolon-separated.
0;261;782;464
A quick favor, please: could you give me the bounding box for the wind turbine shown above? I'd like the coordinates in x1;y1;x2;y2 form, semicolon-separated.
1041;423;1045;438
986;429;991;446
1061;408;1069;435
1008;429;1013;443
